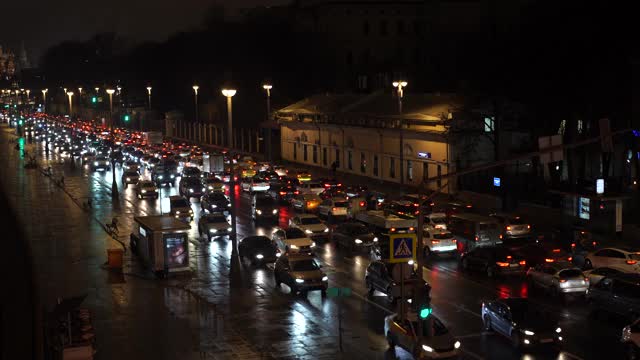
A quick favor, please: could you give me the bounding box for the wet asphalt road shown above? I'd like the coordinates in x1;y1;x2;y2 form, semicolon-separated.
1;123;628;360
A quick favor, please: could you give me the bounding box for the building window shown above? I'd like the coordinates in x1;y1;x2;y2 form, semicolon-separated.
373;155;379;176
313;145;318;163
335;149;340;168
423;162;429;182
407;160;413;181
484;116;495;133
303;144;308;161
360;152;366;173
363;21;370;35
323;148;328;166
293;143;297;160
390;157;396;178
437;164;442;188
380;20;388;36
348;151;353;170
397;20;405;35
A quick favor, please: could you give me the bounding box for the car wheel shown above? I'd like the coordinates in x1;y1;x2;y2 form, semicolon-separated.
627;342;639;360
584;259;593;270
386;287;395;303
483;316;492;331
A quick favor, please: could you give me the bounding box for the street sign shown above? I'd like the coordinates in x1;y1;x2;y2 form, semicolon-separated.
389;233;417;263
493;177;501;187
326;287;352;298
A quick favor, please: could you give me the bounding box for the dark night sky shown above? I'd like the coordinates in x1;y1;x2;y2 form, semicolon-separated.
2;0;288;65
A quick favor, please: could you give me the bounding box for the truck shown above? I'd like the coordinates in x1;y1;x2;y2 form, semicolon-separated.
202;153;225;174
355;210;417;235
142;131;163;146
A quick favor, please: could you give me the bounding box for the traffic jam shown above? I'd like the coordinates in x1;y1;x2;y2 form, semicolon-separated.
16;112;640;359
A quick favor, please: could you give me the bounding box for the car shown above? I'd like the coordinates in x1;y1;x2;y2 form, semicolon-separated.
152;169;176;186
481;298;563;349
512;242;572;269
344;185;368;198
181;166;201;178
490;213;532;240
135;180;158;199
238;235;281;265
290;193;322;212
297;181;325;195
460;246;526;276
241;175;270;193
200;192;231;214
584;266;628;286
319;188;348;200
217;171;233;183
584;247;640;272
268;183;299;202
332;222;378;252
147;157;161;169
273;165;288;177
259;171;280;183
432;200;474;217
422;227;457;258
123;160;141;172
274;254;328;296
252;194;279;222
385;200;420;219
81;153;95;165
289;214;329;241
384;313;461;360
527;261;589;297
202;177;225;194
197;213;232;241
238;166;256;179
292;169;312;182
365;261;430;303
179;177;205;199
622;318;640;360
586;273;640;321
424;213;448;231
317;198;349;220
169;195;193;222
271;227;315;255
318;178;342;189
121;170;140;187
91;156;110;171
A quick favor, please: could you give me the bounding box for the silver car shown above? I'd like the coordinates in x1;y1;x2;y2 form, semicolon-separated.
527;261;589;297
490;213;531;239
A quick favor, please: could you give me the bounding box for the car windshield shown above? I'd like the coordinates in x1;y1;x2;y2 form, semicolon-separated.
348;224;369;235
140;182;154;187
246;236;272;247
334;201;348;208
285;228;306;239
256;197;275;206
291;259;319;271
171;199;189;207
509;217;526;225
204;215;227;223
209;193;227;201
432;232;453;240
184;168;199;174
559;269;583;279
125;171;138;176
300;217;321;225
430;217;447;224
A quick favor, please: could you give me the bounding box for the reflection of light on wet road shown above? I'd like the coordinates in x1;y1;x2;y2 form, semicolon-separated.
254;268;266;284
290;309;308;333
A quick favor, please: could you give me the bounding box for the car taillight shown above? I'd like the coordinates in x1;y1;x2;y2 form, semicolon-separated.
568;257;573;262
507;255;512;259
506;226;512;231
409;227;415;232
324;183;330;187
431;240;440;244
307;201;311;206
519;260;526;266
527;225;531;229
390;227;396;232
627;260;638;265
584;277;590;282
413;203;419;207
466;205;472;208
552;249;561;253
496;262;509;267
593;241;597;246
359;201;366;207
332;207;337;211
452;239;456;242
414;211;420;215
337;183;342;187
559;279;567;283
294;191;300;195
545;258;555;263
499;234;503;239
474;236;479;241
571;243;576;248
279;191;286;195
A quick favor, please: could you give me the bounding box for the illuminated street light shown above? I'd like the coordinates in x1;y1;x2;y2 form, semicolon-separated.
146;86;152;109
262;84;273;161
94;87;99;93
106;88;118;198
193;85;199;122
222;87;238;257
67;91;74;115
25;89;30;99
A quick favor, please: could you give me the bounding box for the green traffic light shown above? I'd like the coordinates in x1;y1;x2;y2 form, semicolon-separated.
124;115;130;121
91;97;97;103
419;307;432;319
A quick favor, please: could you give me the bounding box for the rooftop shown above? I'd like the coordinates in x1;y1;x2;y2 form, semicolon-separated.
134;215;191;232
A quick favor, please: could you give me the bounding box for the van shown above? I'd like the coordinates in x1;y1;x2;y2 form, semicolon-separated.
448;213;502;255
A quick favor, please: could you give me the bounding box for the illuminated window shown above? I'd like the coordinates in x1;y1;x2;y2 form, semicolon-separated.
577;120;583;134
484;117;494;133
558;120;566;135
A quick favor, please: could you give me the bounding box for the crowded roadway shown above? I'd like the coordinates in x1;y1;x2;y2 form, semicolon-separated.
8;113;640;360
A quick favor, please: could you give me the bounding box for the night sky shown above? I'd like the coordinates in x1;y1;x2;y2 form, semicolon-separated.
2;0;288;65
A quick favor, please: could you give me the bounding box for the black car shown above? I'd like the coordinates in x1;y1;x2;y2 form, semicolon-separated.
200;192;231;214
385;200;419;219
319;188;348;200
179;177;205;199
259;171;280;184
238;235;280;265
345;185;367;198
481;298;562;349
152;170;176;186
251;193;279;222
511;242;572;269
365;261;429;303
460;246;527;277
182;166;201;178
332;222;378;252
586;273;640;321
318;177;343;189
269;183;299;202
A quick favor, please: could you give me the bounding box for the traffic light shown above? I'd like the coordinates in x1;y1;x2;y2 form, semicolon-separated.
123;114;130;122
91;96;97;103
419;304;432;319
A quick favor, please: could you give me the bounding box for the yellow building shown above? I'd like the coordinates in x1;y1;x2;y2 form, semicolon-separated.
276;91;496;193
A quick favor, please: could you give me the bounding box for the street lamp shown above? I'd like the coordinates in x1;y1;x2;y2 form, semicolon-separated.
25;89;30;100
192;85;199;123
106;88;118;198
42;88;49;155
262;84;273;161
393;80;407;185
146;86;152;109
222;88;238;257
94;87;99;93
67;91;74;115
41;89;48;112
78;87;83;96
106;89;115;131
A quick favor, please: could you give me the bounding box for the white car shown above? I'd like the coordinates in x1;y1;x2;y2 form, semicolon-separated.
425;213;448;230
297;181;325;195
584;248;640;272
242;177;270;193
289;214;329;240
198;214;232;241
422;227;457;257
272;227;316;255
317;198;349;219
135;180;158;199
169;195;193;222
273;166;288;177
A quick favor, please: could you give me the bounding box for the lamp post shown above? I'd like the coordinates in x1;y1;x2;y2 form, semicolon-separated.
42;89;49;155
146;86;152;110
94;87;99;93
106;88;118;198
192;85;199;123
262;84;273;161
222;88;238;257
392;80;407;185
25;89;30;101
41;89;48;113
67;91;74;116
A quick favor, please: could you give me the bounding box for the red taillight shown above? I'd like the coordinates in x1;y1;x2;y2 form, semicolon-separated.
474;236;479;241
294;191;300;195
414;211;420;215
496;262;509;267
585;277;590;282
390;227;396;232
499;234;503;239
506;255;512;259
593;241;597;246
431;240;440;244
279;191;286;195
552;249;561;253
337;183;342;187
413;203;419;207
466;205;472;208
571;243;576;248
324;183;331;187
307;201;312;206
627;260;638;265
527;225;531;229
359;201;366;207
409;227;415;232
332;207;337;211
545;258;555;263
506;226;512;231
559;279;567;283
568;257;573;261
519;260;526;266
452;239;457;242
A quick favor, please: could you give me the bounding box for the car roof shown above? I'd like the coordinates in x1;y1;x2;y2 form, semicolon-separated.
548;261;580;271
600;247;640;255
296;214;320;219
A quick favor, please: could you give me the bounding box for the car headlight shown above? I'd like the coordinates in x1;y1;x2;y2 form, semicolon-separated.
523;330;535;336
322;276;328;281
202;187;206;191
290;245;298;249
189;209;193;213
272;209;278;214
208;186;213;190
170;174;175;178
227;203;231;207
305;229;313;234
422;345;433;353
256;254;264;259
189;189;194;193
256;210;262;215
275;252;282;257
311;242;316;248
373;237;379;242
556;327;562;334
141;190;147;193
158;175;163;179
211;204;217;208
355;239;363;244
126;178;130;181
227;227;232;232
295;278;305;283
324;228;329;233
94;161;99;166
454;341;461;349
209;229;217;233
176;211;181;214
